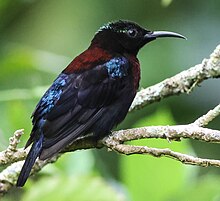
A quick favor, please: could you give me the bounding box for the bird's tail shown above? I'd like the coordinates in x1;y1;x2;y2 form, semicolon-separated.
16;134;44;187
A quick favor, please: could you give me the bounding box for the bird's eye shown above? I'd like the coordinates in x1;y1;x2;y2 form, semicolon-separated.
127;29;138;38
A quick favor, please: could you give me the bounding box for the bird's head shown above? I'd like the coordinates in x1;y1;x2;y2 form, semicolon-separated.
91;20;186;56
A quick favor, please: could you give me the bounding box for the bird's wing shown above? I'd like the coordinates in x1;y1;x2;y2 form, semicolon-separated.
27;57;131;159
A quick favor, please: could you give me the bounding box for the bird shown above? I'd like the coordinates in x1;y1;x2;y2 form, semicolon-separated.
16;20;186;187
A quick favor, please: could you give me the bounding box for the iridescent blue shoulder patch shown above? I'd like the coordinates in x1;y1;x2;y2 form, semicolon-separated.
105;57;129;78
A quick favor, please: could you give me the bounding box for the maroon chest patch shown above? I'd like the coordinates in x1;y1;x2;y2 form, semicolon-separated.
127;54;140;91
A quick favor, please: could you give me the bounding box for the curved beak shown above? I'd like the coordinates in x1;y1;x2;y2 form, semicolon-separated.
145;31;187;40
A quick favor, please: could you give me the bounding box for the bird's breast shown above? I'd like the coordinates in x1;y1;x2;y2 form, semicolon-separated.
126;54;140;91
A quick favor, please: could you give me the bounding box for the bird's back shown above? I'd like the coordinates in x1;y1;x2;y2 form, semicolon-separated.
27;46;140;160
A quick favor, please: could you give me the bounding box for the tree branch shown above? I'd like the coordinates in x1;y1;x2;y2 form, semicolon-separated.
1;44;220;196
193;103;220;127
130;44;220;111
102;106;220;168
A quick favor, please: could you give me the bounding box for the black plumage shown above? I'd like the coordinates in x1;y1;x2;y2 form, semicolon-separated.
17;20;185;187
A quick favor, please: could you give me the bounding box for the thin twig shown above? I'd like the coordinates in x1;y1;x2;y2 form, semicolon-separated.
110;144;220;167
193;103;220;127
0;130;28;166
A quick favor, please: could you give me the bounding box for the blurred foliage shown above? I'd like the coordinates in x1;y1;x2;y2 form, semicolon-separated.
121;108;190;201
1;0;220;200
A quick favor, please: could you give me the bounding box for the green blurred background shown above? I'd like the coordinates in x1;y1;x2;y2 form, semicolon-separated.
1;0;220;200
